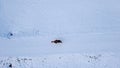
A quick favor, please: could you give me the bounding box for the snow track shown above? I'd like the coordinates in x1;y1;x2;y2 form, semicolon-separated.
0;0;120;68
0;53;120;68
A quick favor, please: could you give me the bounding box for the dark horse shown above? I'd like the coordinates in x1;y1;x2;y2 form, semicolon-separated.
51;39;62;44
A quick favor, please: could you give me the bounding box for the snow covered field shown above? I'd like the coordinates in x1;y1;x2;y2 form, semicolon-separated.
0;0;120;68
0;53;120;68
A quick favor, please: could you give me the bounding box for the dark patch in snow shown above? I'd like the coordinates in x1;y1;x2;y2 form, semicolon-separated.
7;32;14;39
8;63;12;68
51;39;62;44
59;57;62;59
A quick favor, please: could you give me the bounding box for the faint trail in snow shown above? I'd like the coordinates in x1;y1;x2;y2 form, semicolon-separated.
0;53;120;68
0;30;120;39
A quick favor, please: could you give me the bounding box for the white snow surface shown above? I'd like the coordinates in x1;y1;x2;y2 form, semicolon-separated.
0;53;120;68
0;0;120;68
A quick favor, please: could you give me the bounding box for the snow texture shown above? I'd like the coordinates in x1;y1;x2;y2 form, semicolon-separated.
0;0;120;68
0;0;120;38
0;53;120;68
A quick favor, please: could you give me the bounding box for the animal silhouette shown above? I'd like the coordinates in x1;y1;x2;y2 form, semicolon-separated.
51;39;62;44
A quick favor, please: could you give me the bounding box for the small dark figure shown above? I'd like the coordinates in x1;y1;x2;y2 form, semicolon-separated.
9;33;13;36
7;32;13;39
51;39;62;44
9;63;12;68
